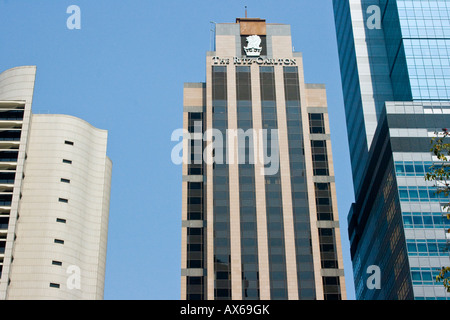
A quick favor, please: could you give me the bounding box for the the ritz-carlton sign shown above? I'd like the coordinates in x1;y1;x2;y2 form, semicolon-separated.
212;34;297;66
212;56;297;66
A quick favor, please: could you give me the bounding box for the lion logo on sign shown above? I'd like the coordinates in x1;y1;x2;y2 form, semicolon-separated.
244;35;262;57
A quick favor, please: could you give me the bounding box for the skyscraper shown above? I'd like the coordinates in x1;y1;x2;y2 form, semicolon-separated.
333;1;450;299
180;18;346;300
0;66;112;299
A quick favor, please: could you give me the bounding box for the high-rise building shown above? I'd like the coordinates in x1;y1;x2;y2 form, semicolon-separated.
0;66;112;299
333;1;450;299
180;18;346;300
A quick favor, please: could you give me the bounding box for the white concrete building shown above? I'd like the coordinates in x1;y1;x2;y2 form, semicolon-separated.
0;66;112;299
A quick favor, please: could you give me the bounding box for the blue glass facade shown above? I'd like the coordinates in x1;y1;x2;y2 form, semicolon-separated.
381;0;450;100
333;0;370;196
334;0;450;300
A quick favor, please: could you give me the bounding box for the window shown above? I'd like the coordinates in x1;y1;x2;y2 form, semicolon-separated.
0;240;6;254
410;267;442;286
395;161;433;177
64;140;74;146
188;113;203;134
318;228;338;268
52;260;62;266
60;178;70;184
311;140;329;176
62;159;72;164
322;276;341;300
406;239;447;256
398;186;447;202
58;198;68;203
315;183;334;220
56;218;66;224
0;217;9;230
186;276;205;300
54;239;64;244
309;113;325;134
49;283;60;288
187;228;204;269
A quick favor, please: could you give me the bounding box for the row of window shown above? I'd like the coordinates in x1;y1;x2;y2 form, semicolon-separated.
406;239;448;256
322;276;341;300
415;296;450;300
318;228;339;269
309;113;325;134
315;183;334;221
398;186;448;202
411;267;446;287
402;212;450;228
311;140;329;176
395;161;433;176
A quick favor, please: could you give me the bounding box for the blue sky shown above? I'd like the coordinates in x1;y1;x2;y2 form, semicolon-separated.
0;0;356;300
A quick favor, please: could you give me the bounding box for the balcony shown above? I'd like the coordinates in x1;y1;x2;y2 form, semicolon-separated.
0;130;21;141
0;195;12;208
0;151;18;162
0;151;18;170
0;217;8;231
0;110;24;121
0;172;15;186
0;130;21;150
0;108;24;131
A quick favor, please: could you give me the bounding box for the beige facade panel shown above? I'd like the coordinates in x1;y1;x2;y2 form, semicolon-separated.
7;114;111;300
216;35;238;57
184;84;206;108
305;86;328;108
270;36;293;58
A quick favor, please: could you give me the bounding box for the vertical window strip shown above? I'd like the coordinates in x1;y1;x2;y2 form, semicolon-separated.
311;140;330;176
283;66;316;300
236;66;260;300
260;66;288;300
212;66;232;300
188;112;204;176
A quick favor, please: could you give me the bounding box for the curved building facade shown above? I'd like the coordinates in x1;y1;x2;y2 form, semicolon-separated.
0;66;112;300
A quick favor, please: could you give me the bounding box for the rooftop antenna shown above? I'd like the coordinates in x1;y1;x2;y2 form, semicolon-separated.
245;6;248;18
210;21;216;51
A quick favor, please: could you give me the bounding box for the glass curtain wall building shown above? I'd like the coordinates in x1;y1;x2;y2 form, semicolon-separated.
333;0;450;300
181;18;347;300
